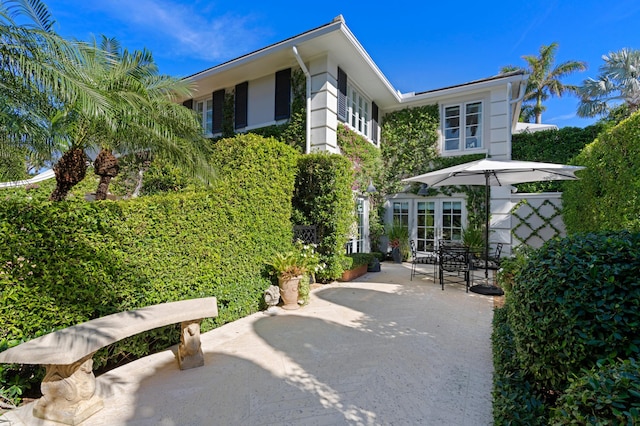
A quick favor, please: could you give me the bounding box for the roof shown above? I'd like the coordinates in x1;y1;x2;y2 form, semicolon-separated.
183;16;528;110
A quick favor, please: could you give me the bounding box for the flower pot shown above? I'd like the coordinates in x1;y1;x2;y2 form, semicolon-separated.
392;247;402;263
339;264;368;282
278;275;302;310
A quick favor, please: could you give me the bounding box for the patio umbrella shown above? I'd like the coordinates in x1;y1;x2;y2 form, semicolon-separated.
402;158;585;293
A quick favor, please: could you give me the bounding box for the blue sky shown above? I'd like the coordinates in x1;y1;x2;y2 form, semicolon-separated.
45;0;640;129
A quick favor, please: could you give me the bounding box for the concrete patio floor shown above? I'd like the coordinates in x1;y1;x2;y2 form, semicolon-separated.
1;262;497;425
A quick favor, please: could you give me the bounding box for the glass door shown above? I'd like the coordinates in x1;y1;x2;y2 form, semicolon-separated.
416;200;463;251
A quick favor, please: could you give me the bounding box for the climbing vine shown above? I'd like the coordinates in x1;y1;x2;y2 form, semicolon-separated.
380;105;440;194
511;199;564;246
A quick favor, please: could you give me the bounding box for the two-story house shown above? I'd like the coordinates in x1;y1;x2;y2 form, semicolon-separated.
179;15;529;256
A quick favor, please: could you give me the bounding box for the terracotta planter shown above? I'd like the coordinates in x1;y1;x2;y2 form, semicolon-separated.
278;275;302;310
339;264;368;282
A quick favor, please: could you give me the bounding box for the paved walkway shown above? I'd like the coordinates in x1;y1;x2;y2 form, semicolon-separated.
2;262;496;425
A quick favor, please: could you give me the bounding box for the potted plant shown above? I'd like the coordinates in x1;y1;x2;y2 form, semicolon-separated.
266;240;324;310
266;251;306;310
386;220;409;263
462;225;484;258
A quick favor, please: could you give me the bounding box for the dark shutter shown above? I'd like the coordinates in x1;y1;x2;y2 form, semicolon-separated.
212;89;224;133
235;82;248;129
372;101;379;144
274;68;291;120
182;99;193;109
337;67;347;121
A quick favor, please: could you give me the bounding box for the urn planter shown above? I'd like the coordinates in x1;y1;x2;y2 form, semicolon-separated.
278;275;302;310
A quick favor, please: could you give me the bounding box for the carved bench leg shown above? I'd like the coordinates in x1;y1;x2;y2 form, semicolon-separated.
178;319;204;370
33;353;104;425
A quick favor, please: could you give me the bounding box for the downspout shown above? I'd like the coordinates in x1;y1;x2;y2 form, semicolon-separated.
506;80;527;160
292;46;311;154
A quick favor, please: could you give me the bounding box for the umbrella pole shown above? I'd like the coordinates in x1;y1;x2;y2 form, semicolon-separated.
485;172;490;281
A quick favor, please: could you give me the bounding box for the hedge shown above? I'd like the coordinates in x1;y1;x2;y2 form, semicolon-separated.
0;134;298;402
506;231;640;395
563;112;640;233
293;153;354;281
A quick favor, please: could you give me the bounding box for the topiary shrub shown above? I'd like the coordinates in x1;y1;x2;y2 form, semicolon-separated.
507;231;640;396
551;358;640;425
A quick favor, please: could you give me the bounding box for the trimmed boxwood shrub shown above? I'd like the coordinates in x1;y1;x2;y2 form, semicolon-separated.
551;358;640;425
0;134;298;402
507;231;640;396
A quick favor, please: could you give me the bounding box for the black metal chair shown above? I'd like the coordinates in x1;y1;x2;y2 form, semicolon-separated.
410;240;438;282
471;243;503;270
438;244;471;292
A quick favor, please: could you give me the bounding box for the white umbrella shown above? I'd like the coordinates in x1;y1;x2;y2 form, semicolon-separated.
402;158;585;292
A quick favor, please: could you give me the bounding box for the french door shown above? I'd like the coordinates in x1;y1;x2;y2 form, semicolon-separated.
415;200;464;252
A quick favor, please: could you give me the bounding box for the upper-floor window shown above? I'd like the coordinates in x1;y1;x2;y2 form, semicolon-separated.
348;85;370;138
195;99;213;135
443;101;482;152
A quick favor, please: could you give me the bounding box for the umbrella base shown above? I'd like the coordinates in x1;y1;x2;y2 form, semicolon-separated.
470;283;504;296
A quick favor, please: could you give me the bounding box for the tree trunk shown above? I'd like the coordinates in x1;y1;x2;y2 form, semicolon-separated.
93;149;119;200
49;148;87;201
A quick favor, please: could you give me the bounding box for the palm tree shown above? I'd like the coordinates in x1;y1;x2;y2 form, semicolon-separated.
0;0;109;142
502;43;587;124
0;1;212;200
577;48;640;118
48;36;213;201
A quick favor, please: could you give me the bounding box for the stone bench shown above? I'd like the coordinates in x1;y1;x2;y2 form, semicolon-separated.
0;297;218;425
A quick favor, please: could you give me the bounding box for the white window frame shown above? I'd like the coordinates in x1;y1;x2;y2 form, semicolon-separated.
195;98;213;135
443;101;483;153
347;84;370;139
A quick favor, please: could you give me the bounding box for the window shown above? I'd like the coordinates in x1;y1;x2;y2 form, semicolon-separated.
416;201;435;251
443;101;482;152
347;85;370;138
441;201;463;241
346;198;366;254
392;202;409;228
195;99;213;134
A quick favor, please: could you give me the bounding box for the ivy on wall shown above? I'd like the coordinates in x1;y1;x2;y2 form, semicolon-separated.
336;123;386;251
380;105;440;194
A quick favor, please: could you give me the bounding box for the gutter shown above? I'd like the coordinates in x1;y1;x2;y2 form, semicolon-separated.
292;46;311;154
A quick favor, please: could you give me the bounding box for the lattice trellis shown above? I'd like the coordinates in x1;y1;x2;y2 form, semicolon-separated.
293;225;317;244
511;199;565;248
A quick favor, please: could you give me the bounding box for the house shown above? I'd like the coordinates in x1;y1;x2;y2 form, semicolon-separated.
179;15;529;257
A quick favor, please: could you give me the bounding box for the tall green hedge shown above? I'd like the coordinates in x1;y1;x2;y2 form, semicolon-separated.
293;153;354;281
563;112;640;233
511;125;603;193
0;134;298;401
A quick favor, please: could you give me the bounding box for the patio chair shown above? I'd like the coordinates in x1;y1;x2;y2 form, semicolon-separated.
471;243;503;270
438;244;471;292
410;240;438;282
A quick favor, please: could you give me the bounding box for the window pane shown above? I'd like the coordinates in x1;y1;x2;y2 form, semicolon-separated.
445;139;459;151
445;106;460;117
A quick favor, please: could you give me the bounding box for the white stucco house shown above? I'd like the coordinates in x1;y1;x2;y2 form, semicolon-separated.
179;15;532;256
